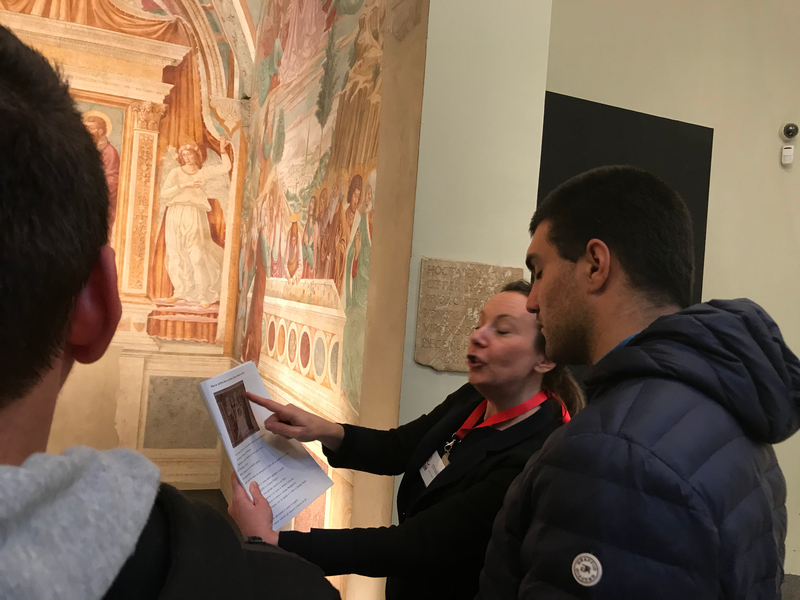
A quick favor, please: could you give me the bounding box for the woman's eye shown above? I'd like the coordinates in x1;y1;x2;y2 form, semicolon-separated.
496;330;509;335
534;270;542;280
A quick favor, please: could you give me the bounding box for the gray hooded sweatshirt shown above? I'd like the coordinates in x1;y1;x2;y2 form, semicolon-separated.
0;446;161;600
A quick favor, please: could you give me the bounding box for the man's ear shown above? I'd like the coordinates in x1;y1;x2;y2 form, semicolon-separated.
67;246;122;364
581;238;612;293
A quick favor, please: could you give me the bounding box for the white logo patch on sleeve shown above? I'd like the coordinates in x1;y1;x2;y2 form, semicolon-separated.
572;553;602;587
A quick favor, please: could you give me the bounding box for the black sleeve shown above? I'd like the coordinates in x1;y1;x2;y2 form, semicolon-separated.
104;484;340;600
241;543;341;600
102;496;170;600
323;386;475;475
278;465;521;578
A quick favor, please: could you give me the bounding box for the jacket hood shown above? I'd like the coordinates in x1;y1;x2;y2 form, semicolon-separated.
586;299;800;444
0;447;160;600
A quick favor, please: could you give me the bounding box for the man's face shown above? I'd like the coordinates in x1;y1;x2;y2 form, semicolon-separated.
365;185;373;210
84;119;104;145
525;220;594;365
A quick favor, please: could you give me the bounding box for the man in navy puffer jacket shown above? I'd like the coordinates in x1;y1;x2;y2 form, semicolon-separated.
478;166;800;599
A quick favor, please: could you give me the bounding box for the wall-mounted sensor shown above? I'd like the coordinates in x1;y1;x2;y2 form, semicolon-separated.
781;145;794;165
781;123;799;141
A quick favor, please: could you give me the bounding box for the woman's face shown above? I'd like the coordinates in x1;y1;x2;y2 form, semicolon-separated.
466;292;545;394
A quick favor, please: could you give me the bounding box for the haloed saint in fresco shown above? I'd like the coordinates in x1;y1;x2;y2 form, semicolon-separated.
82;111;121;230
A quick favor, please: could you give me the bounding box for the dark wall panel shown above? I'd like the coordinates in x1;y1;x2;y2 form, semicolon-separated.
538;92;714;304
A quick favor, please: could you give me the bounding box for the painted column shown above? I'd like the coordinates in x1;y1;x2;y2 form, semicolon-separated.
120;101;167;299
209;95;246;344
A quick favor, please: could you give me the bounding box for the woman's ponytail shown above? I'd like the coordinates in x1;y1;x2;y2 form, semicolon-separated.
543;365;585;420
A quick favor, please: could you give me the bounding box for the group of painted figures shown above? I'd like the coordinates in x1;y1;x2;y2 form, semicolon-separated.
252;169;375;295
239;167;375;368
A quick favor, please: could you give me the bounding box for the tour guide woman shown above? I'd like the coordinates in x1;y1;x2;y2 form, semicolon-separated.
229;281;584;600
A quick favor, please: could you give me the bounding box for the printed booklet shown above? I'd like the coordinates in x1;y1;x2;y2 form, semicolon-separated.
198;361;333;529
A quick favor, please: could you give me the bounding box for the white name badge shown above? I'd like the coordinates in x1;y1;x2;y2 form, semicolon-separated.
419;450;447;487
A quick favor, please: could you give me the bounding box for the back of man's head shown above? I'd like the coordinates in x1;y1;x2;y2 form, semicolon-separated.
0;26;109;408
530;165;695;309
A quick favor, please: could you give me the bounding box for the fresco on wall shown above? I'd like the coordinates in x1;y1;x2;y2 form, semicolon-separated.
77;102;125;229
1;0;246;346
148;137;232;338
2;0;254;485
234;0;384;417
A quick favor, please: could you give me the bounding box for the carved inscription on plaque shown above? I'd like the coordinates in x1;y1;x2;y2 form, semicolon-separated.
414;258;523;372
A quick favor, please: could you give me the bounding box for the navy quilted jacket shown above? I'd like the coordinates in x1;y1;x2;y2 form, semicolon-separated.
478;299;800;599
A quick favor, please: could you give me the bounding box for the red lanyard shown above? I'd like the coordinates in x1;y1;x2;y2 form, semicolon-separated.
443;389;572;455
453;390;549;441
444;390;559;456
560;401;571;423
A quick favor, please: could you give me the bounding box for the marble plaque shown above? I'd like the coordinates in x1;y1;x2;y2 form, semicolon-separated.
414;258;523;372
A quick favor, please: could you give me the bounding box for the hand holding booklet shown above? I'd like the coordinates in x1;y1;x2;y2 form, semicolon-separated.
198;361;333;529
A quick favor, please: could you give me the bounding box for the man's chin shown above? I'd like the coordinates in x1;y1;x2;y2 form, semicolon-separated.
544;337;587;366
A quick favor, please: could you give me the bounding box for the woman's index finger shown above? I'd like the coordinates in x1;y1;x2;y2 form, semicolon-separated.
246;391;285;413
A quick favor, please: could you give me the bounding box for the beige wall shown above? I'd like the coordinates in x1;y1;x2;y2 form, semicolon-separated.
397;0;554;426
545;0;800;574
48;349;122;455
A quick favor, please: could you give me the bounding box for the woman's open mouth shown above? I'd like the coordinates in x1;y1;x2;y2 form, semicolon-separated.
466;355;486;369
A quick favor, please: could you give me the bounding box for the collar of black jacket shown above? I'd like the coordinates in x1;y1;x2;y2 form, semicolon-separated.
401;388;559;510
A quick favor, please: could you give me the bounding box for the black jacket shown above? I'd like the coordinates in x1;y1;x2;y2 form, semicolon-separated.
103;484;340;600
478;299;800;599
278;383;561;600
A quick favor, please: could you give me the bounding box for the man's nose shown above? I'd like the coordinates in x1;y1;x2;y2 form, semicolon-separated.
526;287;540;314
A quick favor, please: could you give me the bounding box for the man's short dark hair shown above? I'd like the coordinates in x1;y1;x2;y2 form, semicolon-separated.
530;165;695;308
0;26;109;407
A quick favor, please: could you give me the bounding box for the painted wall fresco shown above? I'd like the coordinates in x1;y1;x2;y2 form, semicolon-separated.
78;101;125;228
1;0;248;345
3;4;406;572
234;0;385;418
1;0;254;485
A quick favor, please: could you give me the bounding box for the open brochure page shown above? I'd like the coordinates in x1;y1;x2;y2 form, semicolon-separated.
198;361;333;529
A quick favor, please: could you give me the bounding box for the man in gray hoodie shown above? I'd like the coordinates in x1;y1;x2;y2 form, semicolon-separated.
0;25;339;600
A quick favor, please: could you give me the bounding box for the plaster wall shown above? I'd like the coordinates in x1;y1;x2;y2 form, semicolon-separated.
397;0;554;427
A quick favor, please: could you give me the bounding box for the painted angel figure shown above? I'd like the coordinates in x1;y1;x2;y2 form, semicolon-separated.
159;138;231;307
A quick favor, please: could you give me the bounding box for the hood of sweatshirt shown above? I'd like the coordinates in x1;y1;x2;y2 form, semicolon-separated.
586;299;800;444
0;446;160;600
